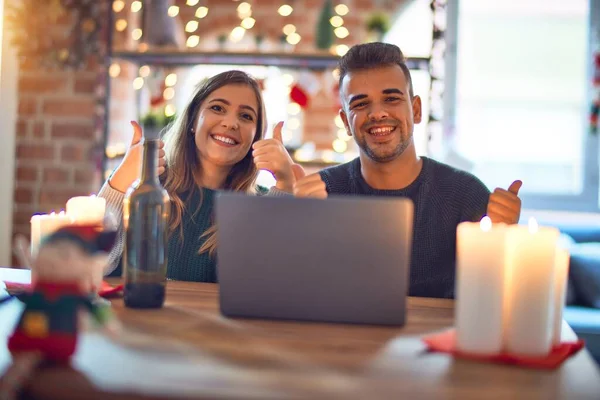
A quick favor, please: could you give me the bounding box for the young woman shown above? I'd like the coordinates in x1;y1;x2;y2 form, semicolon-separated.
99;70;299;282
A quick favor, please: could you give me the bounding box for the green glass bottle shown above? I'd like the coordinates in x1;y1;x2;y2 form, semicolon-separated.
123;123;170;308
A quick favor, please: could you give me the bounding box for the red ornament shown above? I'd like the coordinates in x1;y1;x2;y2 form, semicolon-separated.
290;84;309;108
150;81;166;108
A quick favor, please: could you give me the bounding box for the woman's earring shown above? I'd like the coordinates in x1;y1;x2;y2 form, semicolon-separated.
189;128;195;137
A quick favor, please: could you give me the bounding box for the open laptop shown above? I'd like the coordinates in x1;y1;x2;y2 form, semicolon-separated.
215;193;414;326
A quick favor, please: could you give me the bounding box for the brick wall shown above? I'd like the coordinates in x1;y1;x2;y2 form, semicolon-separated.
9;7;109;265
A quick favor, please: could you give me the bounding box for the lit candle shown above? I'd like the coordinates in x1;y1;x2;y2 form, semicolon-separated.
66;195;106;225
455;216;507;354
504;218;559;356
552;247;570;346
30;211;74;255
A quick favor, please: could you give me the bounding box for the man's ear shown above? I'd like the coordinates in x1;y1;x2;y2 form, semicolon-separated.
412;95;422;124
339;108;352;137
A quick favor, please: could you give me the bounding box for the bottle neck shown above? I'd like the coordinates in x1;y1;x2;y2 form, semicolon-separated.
140;139;160;184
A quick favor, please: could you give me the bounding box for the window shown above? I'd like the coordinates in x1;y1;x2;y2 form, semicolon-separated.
448;0;597;211
384;0;433;156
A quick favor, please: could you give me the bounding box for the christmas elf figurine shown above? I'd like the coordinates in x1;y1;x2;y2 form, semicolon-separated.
0;225;120;399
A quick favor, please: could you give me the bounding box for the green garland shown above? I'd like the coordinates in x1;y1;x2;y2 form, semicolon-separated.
5;0;102;69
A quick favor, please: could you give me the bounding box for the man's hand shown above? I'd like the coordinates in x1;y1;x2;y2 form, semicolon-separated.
487;180;522;224
252;121;296;192
293;171;328;199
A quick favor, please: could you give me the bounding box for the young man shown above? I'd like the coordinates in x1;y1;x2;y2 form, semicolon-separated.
293;42;522;298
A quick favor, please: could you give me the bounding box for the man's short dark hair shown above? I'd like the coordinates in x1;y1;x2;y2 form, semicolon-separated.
338;42;414;98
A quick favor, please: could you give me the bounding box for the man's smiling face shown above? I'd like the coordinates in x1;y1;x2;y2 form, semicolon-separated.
339;65;422;163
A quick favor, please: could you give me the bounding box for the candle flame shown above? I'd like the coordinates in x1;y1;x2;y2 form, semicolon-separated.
480;216;492;232
528;217;538;234
59;210;65;215
50;211;55;216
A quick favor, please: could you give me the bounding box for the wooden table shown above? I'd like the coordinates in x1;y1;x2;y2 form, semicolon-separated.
1;269;599;399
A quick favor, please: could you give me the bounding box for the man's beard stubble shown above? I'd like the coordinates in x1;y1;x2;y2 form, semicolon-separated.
355;131;413;163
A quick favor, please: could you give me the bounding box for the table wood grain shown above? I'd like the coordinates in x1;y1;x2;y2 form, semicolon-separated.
0;270;599;399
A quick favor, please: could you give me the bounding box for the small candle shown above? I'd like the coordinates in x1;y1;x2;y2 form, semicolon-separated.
30;211;74;255
455;216;507;355
552;247;570;346
66;195;106;225
504;218;559;356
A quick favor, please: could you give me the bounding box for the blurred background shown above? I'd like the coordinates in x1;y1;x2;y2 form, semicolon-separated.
0;0;598;265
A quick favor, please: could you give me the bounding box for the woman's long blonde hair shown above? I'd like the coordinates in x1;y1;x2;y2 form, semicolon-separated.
161;70;267;256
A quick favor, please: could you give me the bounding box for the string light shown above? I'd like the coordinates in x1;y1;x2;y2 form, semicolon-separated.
330;16;344;27
138;43;149;52
168;6;180;17
286;32;301;45
115;19;127;32
112;0;125;13
163;87;175;100
334;115;345;129
241;17;256;29
132;29;143;41
196;6;209;18
337;128;352;141
287;118;301;130
108;63;121;78
165;104;176;117
237;2;252;19
332;139;348;153
165;73;178;87
334;26;349;39
332;68;340;80
335;4;349;16
278;5;293;16
282;131;293;143
287;102;301;115
283;24;296;35
282;74;294;86
186;35;200;47
106;145;118;159
131;1;142;13
185;21;199;33
187;0;200;5
139;65;150;77
133;77;144;90
336;44;349;56
230;26;246;42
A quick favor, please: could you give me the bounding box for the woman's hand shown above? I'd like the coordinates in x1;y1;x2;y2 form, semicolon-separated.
108;121;166;193
252;121;297;192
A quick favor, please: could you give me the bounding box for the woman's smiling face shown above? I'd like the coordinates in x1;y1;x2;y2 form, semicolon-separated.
194;83;260;168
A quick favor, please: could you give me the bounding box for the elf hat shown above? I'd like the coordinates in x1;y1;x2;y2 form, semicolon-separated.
41;225;117;255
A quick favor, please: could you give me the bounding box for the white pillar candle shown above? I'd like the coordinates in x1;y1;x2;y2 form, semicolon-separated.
66;195;106;225
30;211;74;256
552;247;570;346
504;218;559;356
455;216;507;355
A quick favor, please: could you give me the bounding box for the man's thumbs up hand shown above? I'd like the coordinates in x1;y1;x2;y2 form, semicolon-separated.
486;180;523;225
